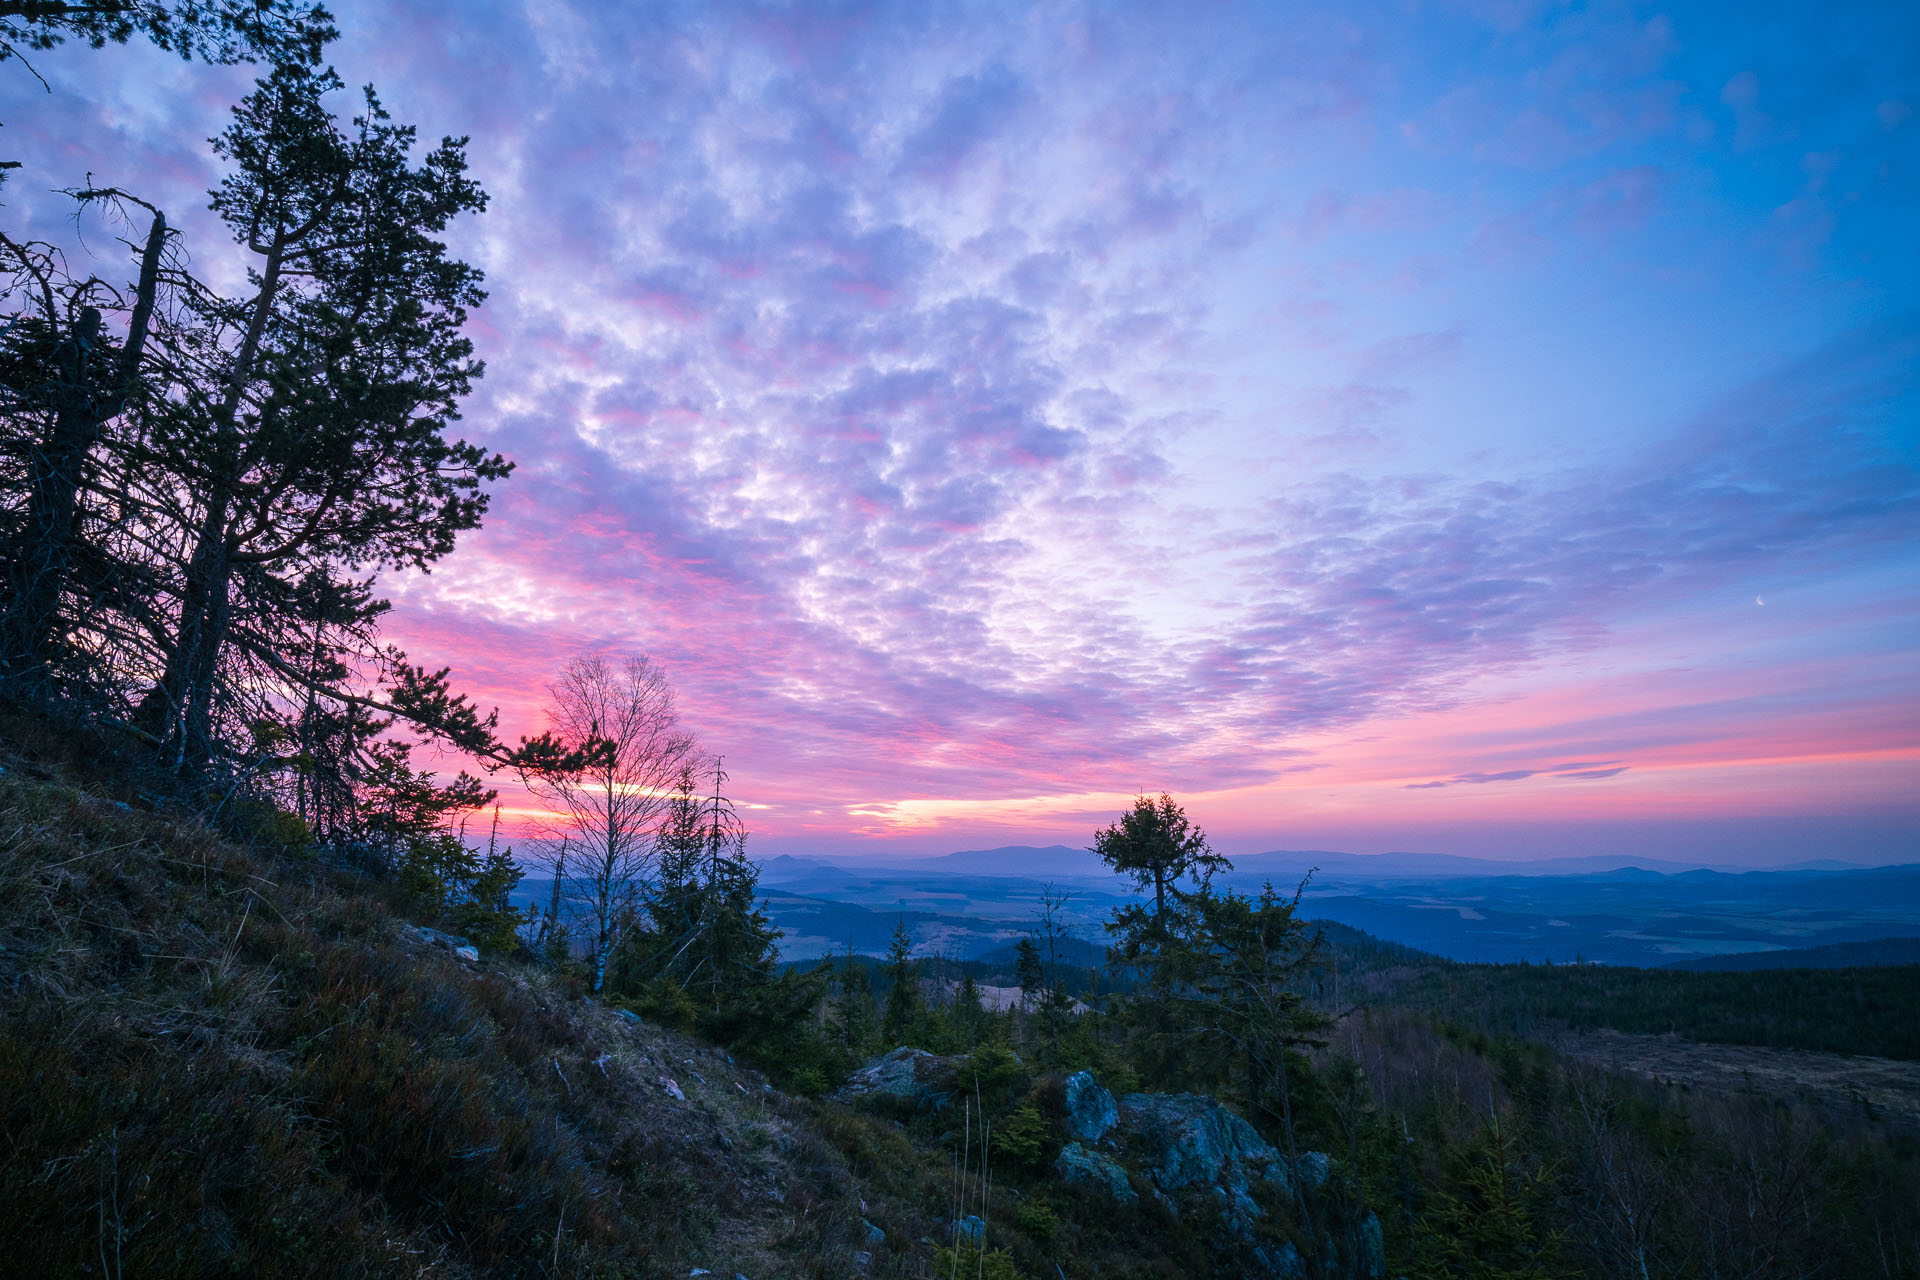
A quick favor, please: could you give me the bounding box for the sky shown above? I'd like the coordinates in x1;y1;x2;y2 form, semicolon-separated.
6;0;1918;865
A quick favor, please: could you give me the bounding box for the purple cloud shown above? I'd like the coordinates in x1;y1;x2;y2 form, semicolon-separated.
7;0;1917;856
1405;763;1632;789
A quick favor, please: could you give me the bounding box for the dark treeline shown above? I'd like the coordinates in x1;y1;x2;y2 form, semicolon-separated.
800;908;1920;1065
1319;1009;1919;1280
1669;935;1920;972
1373;960;1920;1061
1316;930;1920;1061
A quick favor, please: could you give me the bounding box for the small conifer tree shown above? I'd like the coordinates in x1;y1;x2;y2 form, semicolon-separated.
881;916;923;1049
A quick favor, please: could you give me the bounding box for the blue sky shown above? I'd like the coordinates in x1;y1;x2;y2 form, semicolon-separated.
6;0;1916;862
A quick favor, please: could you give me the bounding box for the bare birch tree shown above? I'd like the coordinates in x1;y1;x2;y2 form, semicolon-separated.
518;653;694;991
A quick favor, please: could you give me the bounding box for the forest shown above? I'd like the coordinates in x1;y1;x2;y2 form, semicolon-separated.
4;7;1918;1279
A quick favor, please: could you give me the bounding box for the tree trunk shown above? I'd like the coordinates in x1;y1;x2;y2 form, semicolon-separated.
2;306;102;693
3;206;166;693
135;234;281;764
134;490;231;758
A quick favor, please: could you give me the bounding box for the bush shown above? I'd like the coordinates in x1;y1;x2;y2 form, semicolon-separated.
994;1103;1057;1175
934;1242;1027;1280
1015;1195;1059;1240
960;1042;1029;1113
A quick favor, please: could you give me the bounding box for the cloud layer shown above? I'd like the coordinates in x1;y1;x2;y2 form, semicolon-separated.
6;0;1916;860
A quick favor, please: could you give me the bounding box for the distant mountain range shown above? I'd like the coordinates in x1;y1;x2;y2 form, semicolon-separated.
535;848;1920;968
763;844;1894;882
745;851;1920;967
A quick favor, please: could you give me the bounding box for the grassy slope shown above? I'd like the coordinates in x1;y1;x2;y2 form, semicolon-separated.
0;758;907;1278
0;750;1308;1280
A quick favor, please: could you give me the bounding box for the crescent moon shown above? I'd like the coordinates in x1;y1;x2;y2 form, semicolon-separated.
1755;595;1765;605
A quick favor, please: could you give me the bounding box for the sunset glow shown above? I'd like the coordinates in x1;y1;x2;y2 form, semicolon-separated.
10;0;1914;865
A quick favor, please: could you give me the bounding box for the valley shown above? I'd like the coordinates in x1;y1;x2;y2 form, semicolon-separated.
550;845;1920;968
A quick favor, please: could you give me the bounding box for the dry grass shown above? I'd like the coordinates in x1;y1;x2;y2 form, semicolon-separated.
0;750;890;1278
0;722;1371;1280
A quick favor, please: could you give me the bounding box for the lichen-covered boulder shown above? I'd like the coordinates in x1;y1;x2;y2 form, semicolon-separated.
1115;1092;1286;1195
832;1047;959;1111
1062;1070;1118;1142
1055;1141;1137;1203
1357;1210;1386;1279
416;925;477;958
1253;1241;1306;1279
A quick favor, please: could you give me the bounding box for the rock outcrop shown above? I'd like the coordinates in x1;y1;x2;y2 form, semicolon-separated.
1054;1140;1136;1203
1113;1091;1291;1200
1055;1074;1384;1280
415;924;479;963
831;1053;1385;1280
830;1047;958;1112
1062;1069;1118;1142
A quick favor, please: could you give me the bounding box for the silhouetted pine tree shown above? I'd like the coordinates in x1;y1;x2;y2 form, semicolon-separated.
3;46;511;822
1093;793;1230;1086
833;937;877;1058
881;916;923;1049
1417;1113;1569;1280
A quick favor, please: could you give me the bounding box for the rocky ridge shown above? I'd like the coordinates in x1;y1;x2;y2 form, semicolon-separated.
834;1049;1387;1280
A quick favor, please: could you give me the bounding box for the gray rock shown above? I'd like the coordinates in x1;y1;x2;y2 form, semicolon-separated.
1213;1181;1262;1229
1252;1241;1306;1279
1062;1070;1118;1143
1054;1141;1137;1204
1258;1157;1295;1197
862;1219;885;1247
454;944;479;963
416;925;476;955
1115;1092;1280;1194
659;1076;686;1101
1294;1149;1331;1191
1358;1211;1386;1279
832;1047;958;1111
951;1214;985;1245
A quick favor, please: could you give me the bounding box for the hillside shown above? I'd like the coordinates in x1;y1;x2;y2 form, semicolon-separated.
0;741;1406;1280
5;736;1917;1279
1665;936;1920;971
0;761;888;1277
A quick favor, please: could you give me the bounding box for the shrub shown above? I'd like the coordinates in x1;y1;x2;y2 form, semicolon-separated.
1015;1195;1059;1240
934;1242;1027;1280
960;1042;1028;1113
994;1103;1057;1174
